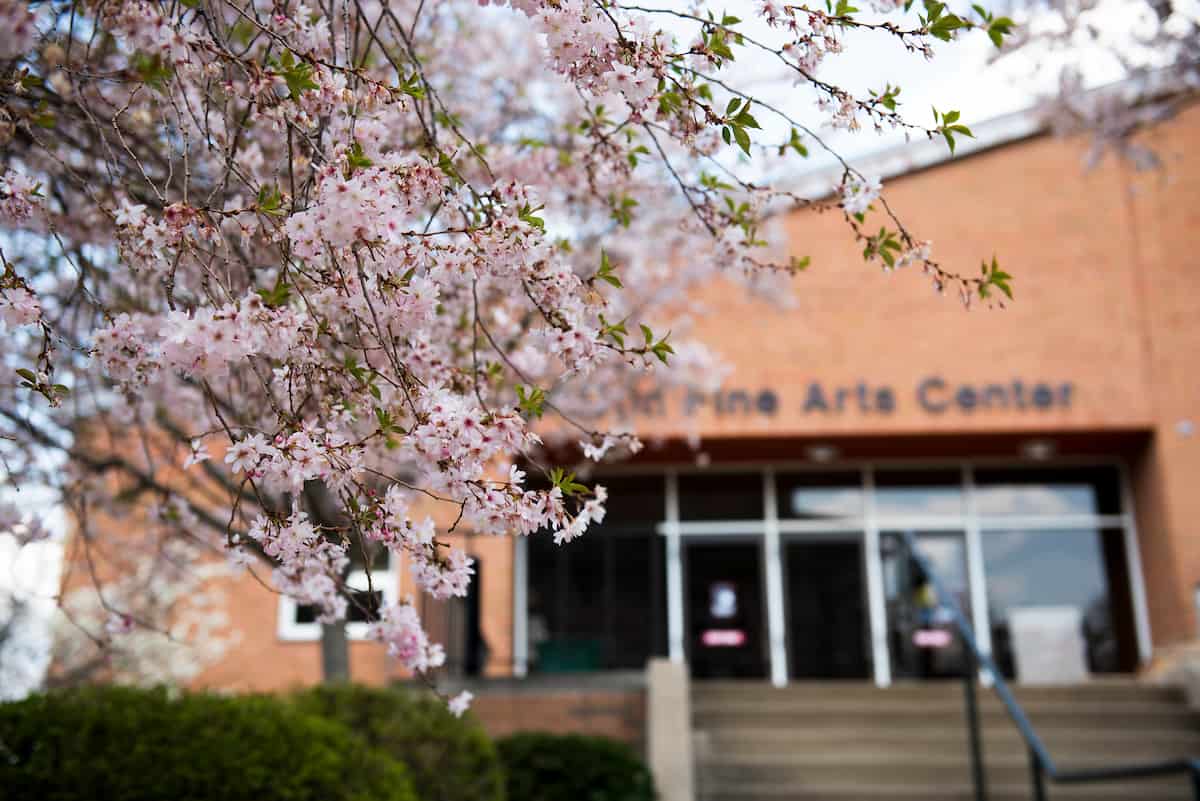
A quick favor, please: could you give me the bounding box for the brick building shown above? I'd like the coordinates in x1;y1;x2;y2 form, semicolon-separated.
190;99;1200;744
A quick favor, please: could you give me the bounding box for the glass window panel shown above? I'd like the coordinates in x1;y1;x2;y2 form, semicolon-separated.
777;472;863;520
880;531;972;679
526;521;666;672
982;528;1120;679
609;533;667;668
561;533;606;654
527;531;562;642
346;589;384;623
679;472;763;521
785;538;870;679
875;470;964;517
975;467;1121;517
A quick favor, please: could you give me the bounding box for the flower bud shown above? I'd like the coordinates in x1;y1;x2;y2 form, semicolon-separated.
42;43;66;68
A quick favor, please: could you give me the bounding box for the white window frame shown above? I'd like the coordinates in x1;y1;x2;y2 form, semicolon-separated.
277;567;398;642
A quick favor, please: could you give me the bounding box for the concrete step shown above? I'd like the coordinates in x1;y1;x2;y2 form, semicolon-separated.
691;699;1198;730
692;680;1185;705
695;727;1200;760
695;752;1198;788
696;777;1196;801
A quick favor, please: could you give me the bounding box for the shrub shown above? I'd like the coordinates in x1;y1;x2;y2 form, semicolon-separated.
292;683;506;801
0;685;417;801
497;732;657;801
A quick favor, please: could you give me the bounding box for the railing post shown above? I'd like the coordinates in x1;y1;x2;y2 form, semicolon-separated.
1029;747;1047;801
963;649;988;801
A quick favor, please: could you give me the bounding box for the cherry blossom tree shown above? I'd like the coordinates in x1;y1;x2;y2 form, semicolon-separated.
0;0;1016;702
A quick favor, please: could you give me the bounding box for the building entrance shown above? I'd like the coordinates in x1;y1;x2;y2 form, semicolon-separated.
520;462;1149;686
785;539;870;679
685;541;768;679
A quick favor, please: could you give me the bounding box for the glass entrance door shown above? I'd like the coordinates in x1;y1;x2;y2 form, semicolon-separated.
785;538;871;679
685;540;768;679
880;530;973;679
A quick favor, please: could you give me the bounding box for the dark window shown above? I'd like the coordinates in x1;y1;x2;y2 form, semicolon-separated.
599;475;666;524
296;588;385;625
346;589;384;623
679;472;763;520
527;475;666;672
777;471;863;519
974;466;1121;517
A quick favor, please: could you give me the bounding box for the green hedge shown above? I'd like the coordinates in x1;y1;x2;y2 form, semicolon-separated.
498;732;657;801
292;684;505;801
0;686;417;801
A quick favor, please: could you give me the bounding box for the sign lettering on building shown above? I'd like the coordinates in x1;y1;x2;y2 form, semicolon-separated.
619;376;1074;419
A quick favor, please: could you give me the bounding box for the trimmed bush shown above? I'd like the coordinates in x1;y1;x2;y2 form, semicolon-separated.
0;685;417;801
292;683;506;801
497;732;657;801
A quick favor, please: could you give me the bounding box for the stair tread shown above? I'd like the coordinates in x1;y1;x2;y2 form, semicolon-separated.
698;752;1200;766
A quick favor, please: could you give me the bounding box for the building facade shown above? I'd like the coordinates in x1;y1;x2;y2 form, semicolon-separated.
196;103;1200;706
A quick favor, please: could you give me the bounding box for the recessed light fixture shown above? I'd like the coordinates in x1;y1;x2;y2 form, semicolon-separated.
1020;438;1056;461
805;444;840;463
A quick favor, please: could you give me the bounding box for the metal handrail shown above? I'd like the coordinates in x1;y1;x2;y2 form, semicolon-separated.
897;531;1200;801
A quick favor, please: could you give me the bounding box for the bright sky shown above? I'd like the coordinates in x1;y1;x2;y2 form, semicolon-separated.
711;0;1179;169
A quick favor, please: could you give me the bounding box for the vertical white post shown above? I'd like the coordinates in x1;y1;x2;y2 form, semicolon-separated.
1119;463;1154;664
763;469;788;687
665;471;685;664
863;466;891;688
963;464;994;686
512;535;528;677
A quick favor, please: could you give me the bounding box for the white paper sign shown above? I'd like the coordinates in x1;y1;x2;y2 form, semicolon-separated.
1010;606;1088;685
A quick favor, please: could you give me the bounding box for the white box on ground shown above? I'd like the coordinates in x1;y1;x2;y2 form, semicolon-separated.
1010;606;1088;685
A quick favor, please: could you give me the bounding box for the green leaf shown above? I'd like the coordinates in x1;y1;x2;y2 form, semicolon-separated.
256;274;291;308
275;50;318;99
735;109;761;130
346;142;373;173
518;203;545;231
256;185;285;216
516;384;546;418
594;250;623;288
610;195;638;228
708;30;736;61
732;124;751;156
396;72;425;99
781;127;808;158
131;52;174;90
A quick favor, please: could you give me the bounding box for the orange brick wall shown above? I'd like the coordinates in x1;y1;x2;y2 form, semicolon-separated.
470;689;646;751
